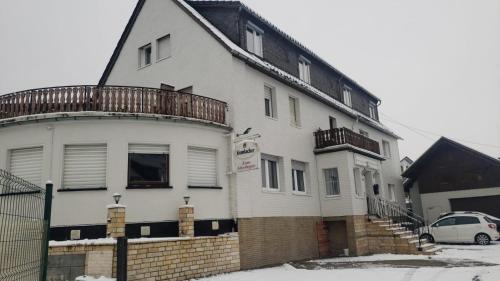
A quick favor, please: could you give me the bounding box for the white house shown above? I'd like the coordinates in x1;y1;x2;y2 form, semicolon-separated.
0;0;407;268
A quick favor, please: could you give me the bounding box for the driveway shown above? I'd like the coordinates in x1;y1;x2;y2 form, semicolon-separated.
197;242;500;281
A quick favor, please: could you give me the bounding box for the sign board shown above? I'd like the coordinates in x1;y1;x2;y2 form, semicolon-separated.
234;139;259;172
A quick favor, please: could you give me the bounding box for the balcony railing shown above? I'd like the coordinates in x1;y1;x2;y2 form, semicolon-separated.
0;85;227;125
314;127;381;155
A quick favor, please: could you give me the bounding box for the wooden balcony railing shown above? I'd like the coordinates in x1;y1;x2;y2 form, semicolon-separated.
0;85;227;124
314;127;381;155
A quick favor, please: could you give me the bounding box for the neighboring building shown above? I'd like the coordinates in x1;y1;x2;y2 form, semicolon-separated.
400;156;413;173
403;137;500;223
0;0;406;268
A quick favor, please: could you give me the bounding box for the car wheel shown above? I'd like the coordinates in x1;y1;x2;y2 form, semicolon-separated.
420;233;434;243
475;233;491;245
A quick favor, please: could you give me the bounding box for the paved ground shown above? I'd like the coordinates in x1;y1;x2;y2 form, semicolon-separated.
198;242;500;281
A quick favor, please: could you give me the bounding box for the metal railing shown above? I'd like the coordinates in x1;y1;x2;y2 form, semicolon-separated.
0;169;52;281
0;85;227;125
367;196;431;250
314;127;381;154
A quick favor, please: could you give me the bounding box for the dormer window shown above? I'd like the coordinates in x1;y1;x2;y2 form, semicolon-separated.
246;22;263;57
298;56;311;83
369;102;377;119
343;86;352;107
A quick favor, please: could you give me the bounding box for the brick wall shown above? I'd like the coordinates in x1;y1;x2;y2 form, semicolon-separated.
238;217;321;269
49;233;240;281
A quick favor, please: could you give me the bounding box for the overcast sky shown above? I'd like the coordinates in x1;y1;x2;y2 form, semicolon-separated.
1;0;499;160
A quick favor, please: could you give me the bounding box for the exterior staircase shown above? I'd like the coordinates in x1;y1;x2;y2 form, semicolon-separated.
367;197;441;255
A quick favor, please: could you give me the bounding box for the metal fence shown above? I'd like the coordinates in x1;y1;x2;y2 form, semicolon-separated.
0;169;52;281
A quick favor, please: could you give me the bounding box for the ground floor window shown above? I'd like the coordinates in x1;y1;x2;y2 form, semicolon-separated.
324;168;340;196
261;154;280;190
128;144;169;188
291;160;306;193
63;144;107;190
187;147;217;187
353;168;364;196
8;146;43;186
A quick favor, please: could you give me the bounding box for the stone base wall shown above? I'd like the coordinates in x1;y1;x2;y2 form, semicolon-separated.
238;217;321;269
49;233;240;281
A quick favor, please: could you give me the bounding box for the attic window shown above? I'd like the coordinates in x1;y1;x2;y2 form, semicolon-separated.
298;56;311;84
369;102;377;119
246;22;263;57
343;86;352;107
139;43;152;68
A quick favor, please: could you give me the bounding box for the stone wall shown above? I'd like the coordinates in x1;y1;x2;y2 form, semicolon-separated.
238;217;321;269
48;233;240;281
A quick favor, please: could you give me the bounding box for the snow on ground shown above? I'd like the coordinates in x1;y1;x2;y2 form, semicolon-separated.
75;276;115;281
196;242;500;281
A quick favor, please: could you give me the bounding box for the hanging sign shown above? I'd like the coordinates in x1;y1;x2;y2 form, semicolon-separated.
234;139;260;172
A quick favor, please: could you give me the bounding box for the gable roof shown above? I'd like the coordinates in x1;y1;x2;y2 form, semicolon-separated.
402;137;500;179
98;0;399;138
400;156;414;164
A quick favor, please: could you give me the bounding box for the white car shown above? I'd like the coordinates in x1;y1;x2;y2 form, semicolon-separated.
420;214;499;245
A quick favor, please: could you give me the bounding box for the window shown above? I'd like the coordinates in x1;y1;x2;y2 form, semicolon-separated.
329;116;337;129
298;57;311;83
324;168;340;196
246;22;263;57
433;217;456;227
138;44;152;68
353;168;363;196
63;144;107;190
156;34;171;60
382;140;392;158
291;161;306;193
264;85;276;118
388;184;396;202
369;102;377;119
188;147;217;187
128;144;169;188
343;87;352;107
9;147;43;185
359;129;369;137
261;154;280;190
289;96;300;126
455;216;480;225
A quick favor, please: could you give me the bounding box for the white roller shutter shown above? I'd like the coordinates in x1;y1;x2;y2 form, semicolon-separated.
128;144;169;154
187;147;217;187
63;144;107;189
9;147;43;185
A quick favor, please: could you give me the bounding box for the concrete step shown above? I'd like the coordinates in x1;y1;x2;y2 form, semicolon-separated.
394;230;412;235
425;246;442;253
387;227;405;231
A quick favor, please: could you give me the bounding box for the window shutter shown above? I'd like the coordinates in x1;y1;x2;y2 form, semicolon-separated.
129;144;169;154
188;147;217;187
9;147;43;185
63;144;107;189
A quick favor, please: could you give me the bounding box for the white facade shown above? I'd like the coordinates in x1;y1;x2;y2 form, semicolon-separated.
0;0;405;227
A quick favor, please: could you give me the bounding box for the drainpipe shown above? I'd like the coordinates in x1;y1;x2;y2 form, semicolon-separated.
47;126;55;182
225;131;238;225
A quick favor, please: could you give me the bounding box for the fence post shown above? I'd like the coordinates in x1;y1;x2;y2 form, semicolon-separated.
40;181;53;281
116;237;128;281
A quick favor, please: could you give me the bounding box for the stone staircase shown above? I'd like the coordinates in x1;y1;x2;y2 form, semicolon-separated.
367;217;441;255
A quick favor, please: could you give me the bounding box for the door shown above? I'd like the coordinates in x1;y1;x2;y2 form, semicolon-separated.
430;217;458;242
450;195;500;218
455;216;482;243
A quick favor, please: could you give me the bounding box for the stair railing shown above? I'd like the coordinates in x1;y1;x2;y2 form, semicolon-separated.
367;196;431;251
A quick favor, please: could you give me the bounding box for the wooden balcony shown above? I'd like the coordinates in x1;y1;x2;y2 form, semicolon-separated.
0;85;227;125
314;127;381;155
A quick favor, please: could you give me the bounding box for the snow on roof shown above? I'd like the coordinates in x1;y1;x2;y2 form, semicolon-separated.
177;0;400;139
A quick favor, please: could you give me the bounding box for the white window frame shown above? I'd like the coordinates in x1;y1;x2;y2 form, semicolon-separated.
261;154;280;191
288;96;300;127
369;102;377;119
246;22;263;57
187;146;218;188
324;168;340;197
353;167;364;197
264;85;277;119
291;160;307;194
382;140;392;158
329;116;337;129
156;34;171;61
62;144;107;190
8;146;44;186
298;56;311;83
388;184;396;202
343;86;352;107
138;43;152;68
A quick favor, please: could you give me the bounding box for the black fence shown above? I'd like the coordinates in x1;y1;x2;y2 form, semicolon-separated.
0;169;52;281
